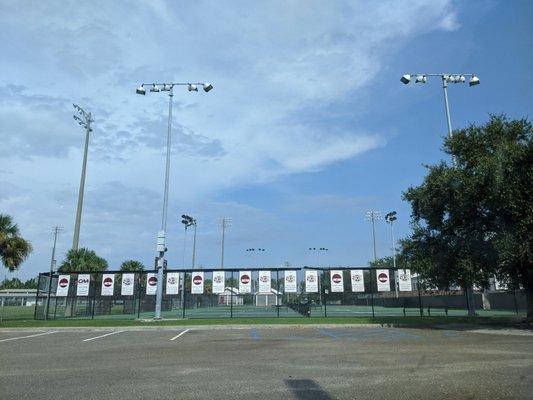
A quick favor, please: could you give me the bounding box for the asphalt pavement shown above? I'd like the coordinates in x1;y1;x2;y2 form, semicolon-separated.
0;326;531;399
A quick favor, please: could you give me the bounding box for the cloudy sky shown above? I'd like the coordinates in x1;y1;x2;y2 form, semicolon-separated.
1;0;532;279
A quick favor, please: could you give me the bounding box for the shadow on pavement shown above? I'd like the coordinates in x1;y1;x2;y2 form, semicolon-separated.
284;378;333;400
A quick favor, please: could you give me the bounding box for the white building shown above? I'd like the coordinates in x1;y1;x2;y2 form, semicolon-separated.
218;287;244;305
255;289;280;307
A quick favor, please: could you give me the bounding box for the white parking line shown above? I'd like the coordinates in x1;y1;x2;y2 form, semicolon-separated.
0;331;59;343
170;329;190;341
83;330;125;342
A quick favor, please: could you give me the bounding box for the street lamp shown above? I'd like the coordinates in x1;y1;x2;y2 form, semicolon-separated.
136;81;213;319
181;215;197;269
365;211;381;262
385;211;398;298
72;104;93;251
400;73;480;143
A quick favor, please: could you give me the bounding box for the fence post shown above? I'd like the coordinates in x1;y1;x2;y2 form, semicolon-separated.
417;280;423;317
370;269;375;318
276;269;280;318
182;273;187;319
230;271;234;318
323;271;327;318
91;273;97;319
137;273;142;319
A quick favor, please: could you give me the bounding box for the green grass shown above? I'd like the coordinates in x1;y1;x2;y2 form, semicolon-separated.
0;315;527;329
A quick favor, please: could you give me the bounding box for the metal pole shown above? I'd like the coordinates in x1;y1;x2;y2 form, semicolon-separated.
182;226;188;268
72;117;91;250
442;77;457;168
220;219;226;269
45;226;60;320
371;215;377;262
155;88;173;319
191;223;197;269
391;222;398;299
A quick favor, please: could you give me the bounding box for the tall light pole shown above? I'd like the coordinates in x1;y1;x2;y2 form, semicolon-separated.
365;211;381;262
219;218;231;269
401;73;480;315
400;73;480;164
181;215;197;268
44;226;62;320
245;248;265;267
72;104;93;250
385;211;398;298
136;81;213;319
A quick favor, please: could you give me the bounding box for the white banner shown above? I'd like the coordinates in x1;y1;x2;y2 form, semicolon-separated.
146;273;158;295
166;272;180;295
305;270;318;293
398;269;412;291
350;270;365;292
212;271;225;294
191;272;204;294
494;278;506;291
239;271;251;294
76;274;90;297
56;275;70;297
284;270;297;293
258;270;271;293
330;270;344;293
101;274;115;296
376;269;390;292
121;273;135;296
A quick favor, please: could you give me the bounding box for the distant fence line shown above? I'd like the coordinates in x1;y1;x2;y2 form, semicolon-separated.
27;267;526;321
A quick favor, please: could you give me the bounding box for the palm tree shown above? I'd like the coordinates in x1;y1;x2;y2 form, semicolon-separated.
119;260;145;272
59;248;108;272
0;214;32;271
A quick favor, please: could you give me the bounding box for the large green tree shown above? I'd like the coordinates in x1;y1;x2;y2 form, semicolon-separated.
119;260;145;272
0;214;32;271
59;248;108;272
401;115;532;319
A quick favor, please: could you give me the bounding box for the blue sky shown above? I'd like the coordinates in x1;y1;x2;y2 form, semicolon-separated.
1;0;532;279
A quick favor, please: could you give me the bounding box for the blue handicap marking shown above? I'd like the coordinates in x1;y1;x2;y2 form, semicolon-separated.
250;328;260;340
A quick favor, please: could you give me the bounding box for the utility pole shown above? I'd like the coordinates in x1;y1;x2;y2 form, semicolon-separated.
365;211;381;262
385;211;398;298
219;218;231;269
44;226;62;320
72;105;93;250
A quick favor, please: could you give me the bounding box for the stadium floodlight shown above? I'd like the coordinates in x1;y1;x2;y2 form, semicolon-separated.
415;75;427;83
203;83;213;92
134;79;213;319
469;75;480;86
400;74;411;84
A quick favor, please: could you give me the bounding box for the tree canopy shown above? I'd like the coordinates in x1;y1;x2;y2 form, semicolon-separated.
400;115;532;318
119;260;145;272
59;248;108;273
0;214;32;271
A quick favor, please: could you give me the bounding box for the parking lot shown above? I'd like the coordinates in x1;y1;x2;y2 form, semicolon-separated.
0;326;532;399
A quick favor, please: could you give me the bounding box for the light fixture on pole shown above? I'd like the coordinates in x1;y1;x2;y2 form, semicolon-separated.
400;72;480;143
385;211;398;298
136;81;213;319
181;215;197;269
219;218;231;269
245;248;266;267
72;104;93;251
365;211;381;262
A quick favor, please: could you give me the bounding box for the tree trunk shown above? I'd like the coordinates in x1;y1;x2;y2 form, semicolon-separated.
465;286;476;316
481;290;491;310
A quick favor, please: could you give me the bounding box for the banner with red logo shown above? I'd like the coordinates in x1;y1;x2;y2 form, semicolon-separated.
101;274;115;296
212;271;225;294
76;274;90;296
191;272;204;294
305;270;318;293
398;269;412;291
56;275;70;297
166;272;180;295
330;270;344;292
376;269;390;292
284;270;297;293
146;273;158;295
258;270;271;293
350;270;365;292
239;271;251;293
121;273;135;296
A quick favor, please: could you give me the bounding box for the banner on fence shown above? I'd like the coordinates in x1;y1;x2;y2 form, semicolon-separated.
166;272;180;295
239;271;251;294
56;275;70;297
330;270;344;292
305;270;318;293
284;270;297;293
258;270;271;293
121;273;135;296
350;270;365;292
191;272;204;294
376;269;390;292
76;274;90;296
212;271;225;294
101;274;115;296
398;269;412;291
146;273;158;295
